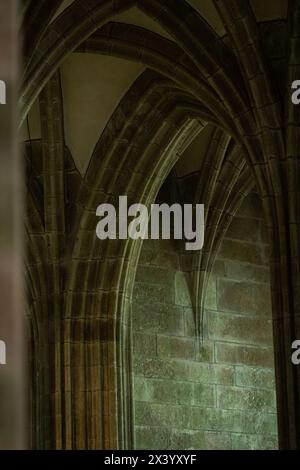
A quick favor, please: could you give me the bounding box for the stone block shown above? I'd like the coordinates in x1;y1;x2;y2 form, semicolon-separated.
209;364;235;386
134;377;194;405
219;239;266;265
231;432;278;450
135;401;192;428
175;272;192;307
235;366;276;390
208;311;273;346
135;266;174;287
193;383;216;407
224;260;270;283
211;260;226;277
225;216;262;243
239;192;263;219
132;302;184;336
190;407;239;433
217;279;272;316
169;429;231;450
134;357;176;380
183;307;197;337
215;342;274;367
133;282;174;305
195;340;215;363
252;283;272;316
134;357;213;384
157;335;195;360
168;360;213;383
217;386;276;412
134;332;157;357
217;279;253;314
191;407;276;435
168;430;196;450
205;275;217;310
139;249;179;270
135;426;170;450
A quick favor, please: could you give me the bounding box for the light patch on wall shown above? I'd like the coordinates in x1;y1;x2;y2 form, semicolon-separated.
113;6;174;41
0;340;6;365
175;123;214;177
20;98;41;142
0;80;6;104
61;53;144;175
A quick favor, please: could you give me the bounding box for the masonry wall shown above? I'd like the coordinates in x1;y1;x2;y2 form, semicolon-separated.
132;192;278;450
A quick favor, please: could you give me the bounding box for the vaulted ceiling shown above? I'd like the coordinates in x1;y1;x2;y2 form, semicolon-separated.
23;0;300;451
21;0;288;177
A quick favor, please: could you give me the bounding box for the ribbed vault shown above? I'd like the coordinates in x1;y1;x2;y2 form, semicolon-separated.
22;0;300;450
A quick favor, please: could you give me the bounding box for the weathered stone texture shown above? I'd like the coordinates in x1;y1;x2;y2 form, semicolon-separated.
132;192;278;450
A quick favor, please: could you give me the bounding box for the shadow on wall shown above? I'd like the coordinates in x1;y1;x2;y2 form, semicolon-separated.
132;191;278;450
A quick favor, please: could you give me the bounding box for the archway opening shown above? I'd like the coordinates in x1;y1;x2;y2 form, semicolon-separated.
132;175;278;450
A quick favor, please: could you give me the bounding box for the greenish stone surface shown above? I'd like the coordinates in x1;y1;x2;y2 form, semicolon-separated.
132;193;278;450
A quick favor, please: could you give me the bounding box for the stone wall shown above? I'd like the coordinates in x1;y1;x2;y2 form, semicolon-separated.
132;192;278;450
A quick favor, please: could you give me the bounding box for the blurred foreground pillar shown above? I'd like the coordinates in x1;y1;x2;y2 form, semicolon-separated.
0;0;25;449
